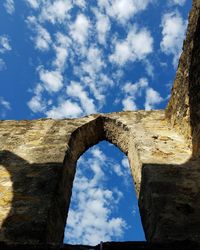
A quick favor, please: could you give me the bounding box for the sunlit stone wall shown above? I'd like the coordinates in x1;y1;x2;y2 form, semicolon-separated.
0;111;198;245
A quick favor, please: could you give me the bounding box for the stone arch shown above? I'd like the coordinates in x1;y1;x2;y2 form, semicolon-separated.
45;115;142;244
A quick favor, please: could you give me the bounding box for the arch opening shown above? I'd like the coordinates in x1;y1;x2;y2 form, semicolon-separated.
63;141;146;245
46;116;145;244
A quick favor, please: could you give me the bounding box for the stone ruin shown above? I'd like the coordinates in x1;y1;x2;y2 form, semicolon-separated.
0;0;200;249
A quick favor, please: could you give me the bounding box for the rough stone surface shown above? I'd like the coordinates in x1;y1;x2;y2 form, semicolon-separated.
0;111;197;245
166;0;200;156
0;0;200;248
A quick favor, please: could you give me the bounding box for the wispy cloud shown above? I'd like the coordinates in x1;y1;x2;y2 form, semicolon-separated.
0;96;11;118
4;0;15;15
110;26;153;66
160;11;187;68
26;16;52;51
35;26;51;51
0;96;11;110
51;32;72;72
27;84;47;113
46;100;83;119
73;0;86;8
144;87;163;110
24;0;185;119
122;78;148;110
122;78;163;111
25;0;40;9
70;13;90;45
65;146;130;245
39;67;63;93
0;59;6;71
0;35;11;53
93;8;111;45
40;0;72;24
66;81;96;114
168;0;186;6
27;95;46;113
97;0;152;24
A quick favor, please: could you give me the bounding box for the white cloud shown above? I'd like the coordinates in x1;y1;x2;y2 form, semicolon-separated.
39;68;63;92
66;81;96;114
110;40;131;66
112;154;134;188
91;147;107;162
53;46;68;70
46;100;83;118
4;0;15;15
122;78;148;110
52;32;72;70
110;26;153;65
81;76;105;104
121;157;129;169
34;83;43;96
123;78;148;95
25;2;113;115
26;16;52;51
143;59;154;78
27;95;46;113
144;87;163;110
73;0;86;8
0;35;11;53
0;96;11;118
72;46;111;107
24;0;162;120
65;146;127;245
93;9;111;45
113;163;124;177
122;97;137;111
128;28;154;59
0;97;11;110
109;0;137;22
25;0;40;8
160;11;187;67
55;32;71;46
27;84;47;113
70;14;90;45
66;189;126;245
40;0;72;24
169;0;186;6
99;73;114;87
35;26;52;51
98;0;152;24
81;46;105;77
0;59;6;71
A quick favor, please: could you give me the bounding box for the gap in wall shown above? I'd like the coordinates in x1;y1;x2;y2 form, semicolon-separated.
64;140;145;245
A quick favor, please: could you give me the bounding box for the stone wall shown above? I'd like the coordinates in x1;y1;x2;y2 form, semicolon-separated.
166;0;200;156
1;111;200;246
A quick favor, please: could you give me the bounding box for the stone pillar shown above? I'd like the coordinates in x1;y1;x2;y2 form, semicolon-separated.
139;163;200;243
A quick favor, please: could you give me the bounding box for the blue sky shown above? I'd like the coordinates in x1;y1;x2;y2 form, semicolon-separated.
0;0;191;245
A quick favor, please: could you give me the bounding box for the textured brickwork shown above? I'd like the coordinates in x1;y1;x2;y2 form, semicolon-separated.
166;0;200;156
0;111;199;246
